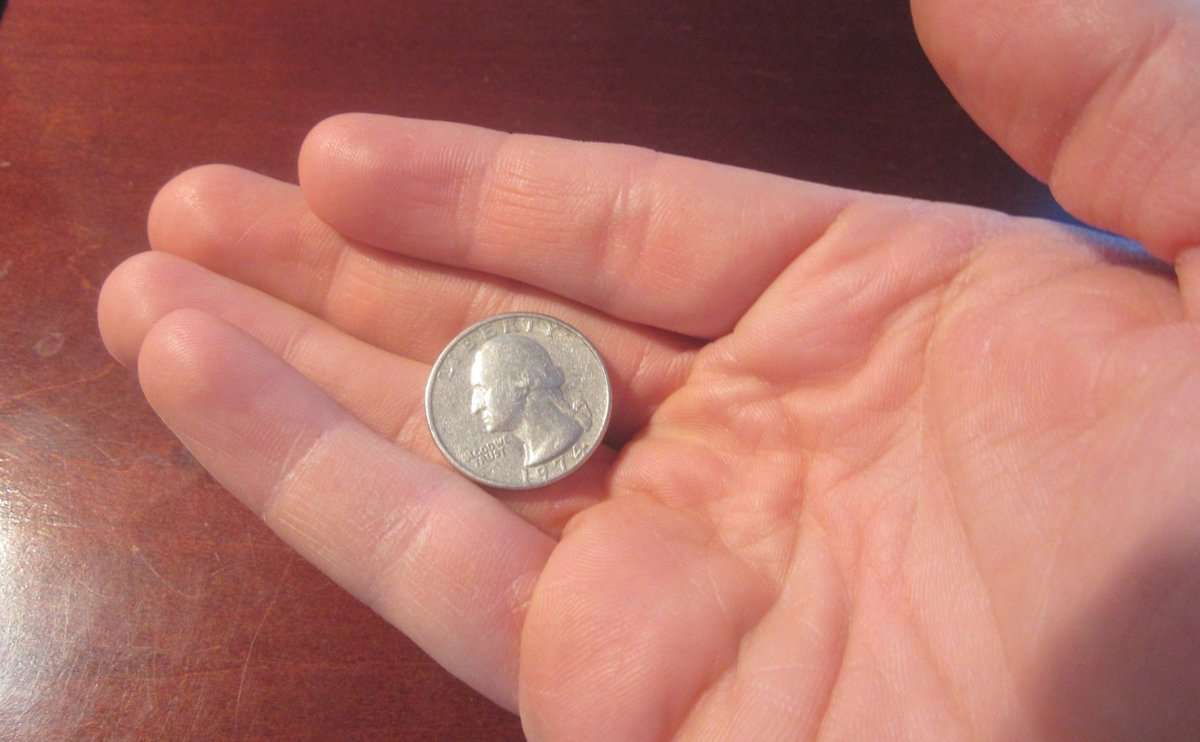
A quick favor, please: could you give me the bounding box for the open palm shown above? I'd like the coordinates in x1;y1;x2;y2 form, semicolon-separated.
98;1;1200;739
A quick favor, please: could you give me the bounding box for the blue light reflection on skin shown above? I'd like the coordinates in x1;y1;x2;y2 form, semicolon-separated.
1024;183;1151;262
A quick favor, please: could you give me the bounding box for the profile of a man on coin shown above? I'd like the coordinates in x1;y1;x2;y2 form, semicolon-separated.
468;334;591;467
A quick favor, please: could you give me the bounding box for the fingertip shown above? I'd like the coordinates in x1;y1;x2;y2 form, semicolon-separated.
98;251;179;368
134;307;344;519
297;113;380;201
148;163;292;264
100;250;238;371
136;308;227;414
297;114;501;248
299;113;458;182
135;307;326;509
298;112;363;166
134;304;343;442
137;307;296;440
97;256;136;367
149;164;233;254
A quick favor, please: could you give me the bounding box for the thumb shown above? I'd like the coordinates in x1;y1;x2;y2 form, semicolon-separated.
912;0;1200;263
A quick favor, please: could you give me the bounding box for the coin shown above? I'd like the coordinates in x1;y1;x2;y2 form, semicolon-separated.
425;313;612;489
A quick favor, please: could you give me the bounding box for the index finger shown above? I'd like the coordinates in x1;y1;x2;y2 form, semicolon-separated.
298;115;858;339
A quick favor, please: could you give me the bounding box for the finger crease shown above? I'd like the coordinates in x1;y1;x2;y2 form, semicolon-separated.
595;148;664;313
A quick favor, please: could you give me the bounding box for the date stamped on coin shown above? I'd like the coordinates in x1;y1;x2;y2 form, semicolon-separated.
425;313;611;489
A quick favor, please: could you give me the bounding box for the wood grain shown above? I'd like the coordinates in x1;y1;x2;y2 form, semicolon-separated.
0;0;1052;739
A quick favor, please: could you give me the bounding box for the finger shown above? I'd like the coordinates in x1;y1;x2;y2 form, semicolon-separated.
99;250;610;534
147;164;695;441
136;308;553;710
1175;247;1200;320
913;0;1200;262
297;114;860;338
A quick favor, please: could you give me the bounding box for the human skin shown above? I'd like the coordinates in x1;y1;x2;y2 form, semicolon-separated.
97;0;1200;739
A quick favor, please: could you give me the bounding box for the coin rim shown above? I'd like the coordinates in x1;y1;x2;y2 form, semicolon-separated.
424;312;613;490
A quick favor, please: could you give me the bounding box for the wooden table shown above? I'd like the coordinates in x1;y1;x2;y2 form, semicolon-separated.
0;1;1055;738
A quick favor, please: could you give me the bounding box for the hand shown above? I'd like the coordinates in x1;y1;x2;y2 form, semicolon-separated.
97;0;1200;738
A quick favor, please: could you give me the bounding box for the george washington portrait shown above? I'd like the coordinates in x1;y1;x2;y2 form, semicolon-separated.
468;334;589;467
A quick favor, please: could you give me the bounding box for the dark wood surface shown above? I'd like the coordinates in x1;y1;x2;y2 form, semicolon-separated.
0;1;1055;739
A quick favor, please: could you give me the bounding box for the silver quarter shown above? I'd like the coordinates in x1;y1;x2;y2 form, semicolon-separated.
425;313;612;489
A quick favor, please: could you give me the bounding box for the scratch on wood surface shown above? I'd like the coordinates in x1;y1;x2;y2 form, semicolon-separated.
0;258;11;279
0;362;116;405
131;544;202;600
183;683;207;742
87;439;119;466
232;558;292;736
0;423;32;456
